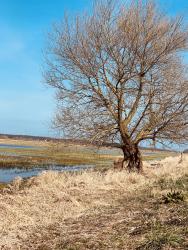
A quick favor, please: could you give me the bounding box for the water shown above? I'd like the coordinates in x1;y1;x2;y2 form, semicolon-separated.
0;165;94;183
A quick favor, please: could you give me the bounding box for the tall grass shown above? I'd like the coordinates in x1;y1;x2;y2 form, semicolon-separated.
0;155;187;249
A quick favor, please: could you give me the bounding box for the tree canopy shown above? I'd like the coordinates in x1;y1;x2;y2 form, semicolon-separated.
44;0;188;171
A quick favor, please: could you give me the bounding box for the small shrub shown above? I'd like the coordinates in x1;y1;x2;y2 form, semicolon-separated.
162;190;184;204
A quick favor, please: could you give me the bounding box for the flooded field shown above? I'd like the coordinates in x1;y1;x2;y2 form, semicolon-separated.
0;139;177;183
0;165;94;183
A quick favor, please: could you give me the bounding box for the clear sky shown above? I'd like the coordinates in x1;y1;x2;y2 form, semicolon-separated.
0;0;188;138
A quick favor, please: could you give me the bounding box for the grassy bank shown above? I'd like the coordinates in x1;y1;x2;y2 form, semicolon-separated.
0;138;177;168
0;152;116;168
0;139;119;168
0;155;187;249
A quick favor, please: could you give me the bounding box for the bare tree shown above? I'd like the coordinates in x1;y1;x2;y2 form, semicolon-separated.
44;0;188;172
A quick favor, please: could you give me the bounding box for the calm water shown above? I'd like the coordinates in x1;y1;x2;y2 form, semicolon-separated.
0;143;95;183
0;165;94;183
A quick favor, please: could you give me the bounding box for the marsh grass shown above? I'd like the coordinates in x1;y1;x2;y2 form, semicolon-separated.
0;155;187;249
0;148;118;169
0;139;177;168
0;140;121;168
0;182;7;190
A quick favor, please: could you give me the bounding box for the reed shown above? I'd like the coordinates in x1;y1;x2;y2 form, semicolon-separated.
0;155;187;249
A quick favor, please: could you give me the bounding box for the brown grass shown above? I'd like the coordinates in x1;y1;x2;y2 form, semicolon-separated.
0;138;49;147
0;155;187;249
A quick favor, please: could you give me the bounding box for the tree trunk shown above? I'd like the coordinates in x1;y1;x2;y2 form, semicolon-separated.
122;143;143;172
114;158;124;170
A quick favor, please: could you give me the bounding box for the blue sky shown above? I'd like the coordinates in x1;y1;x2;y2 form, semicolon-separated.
0;0;188;138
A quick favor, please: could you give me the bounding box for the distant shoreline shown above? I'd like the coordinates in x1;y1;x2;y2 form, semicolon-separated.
0;133;176;152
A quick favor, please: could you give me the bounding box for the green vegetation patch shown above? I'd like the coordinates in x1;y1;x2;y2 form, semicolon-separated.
137;223;185;250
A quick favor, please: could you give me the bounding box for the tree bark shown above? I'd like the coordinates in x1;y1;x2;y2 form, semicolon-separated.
122;143;143;172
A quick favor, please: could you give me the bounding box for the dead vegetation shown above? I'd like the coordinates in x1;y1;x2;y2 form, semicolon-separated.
0;155;187;249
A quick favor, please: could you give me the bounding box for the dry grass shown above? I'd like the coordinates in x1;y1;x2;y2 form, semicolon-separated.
0;138;49;147
0;155;187;249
